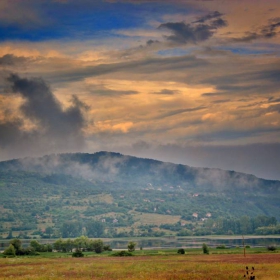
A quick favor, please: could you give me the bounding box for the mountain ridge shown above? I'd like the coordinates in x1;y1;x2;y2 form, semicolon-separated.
0;151;279;238
0;151;279;189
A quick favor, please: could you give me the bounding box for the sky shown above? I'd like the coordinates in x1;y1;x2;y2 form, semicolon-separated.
0;0;280;180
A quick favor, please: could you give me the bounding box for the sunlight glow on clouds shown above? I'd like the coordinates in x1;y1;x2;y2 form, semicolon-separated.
0;0;280;179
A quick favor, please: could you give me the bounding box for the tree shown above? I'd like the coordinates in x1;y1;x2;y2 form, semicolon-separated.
53;238;64;252
74;236;89;250
64;238;75;252
3;244;16;257
46;244;53;252
91;239;104;253
240;216;252;234
61;221;82;238
6;230;13;239
10;239;22;254
45;227;54;238
202;243;209;254
86;221;104;238
30;240;41;251
127;241;136;252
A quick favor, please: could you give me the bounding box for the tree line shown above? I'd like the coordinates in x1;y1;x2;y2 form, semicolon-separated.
2;237;140;258
3;236;113;257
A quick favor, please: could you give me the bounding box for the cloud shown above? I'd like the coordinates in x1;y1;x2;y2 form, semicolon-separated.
0;0;44;28
42;54;208;84
0;74;89;159
193;11;223;23
95;120;134;133
261;18;280;38
146;39;160;46
159;22;214;44
199;64;280;96
159;11;227;44
0;54;30;66
86;84;138;96
152;89;179;95
229;32;259;43
211;18;227;28
201;92;221;97
157;106;207;119
266;103;280;114
211;99;230;104
229;18;280;43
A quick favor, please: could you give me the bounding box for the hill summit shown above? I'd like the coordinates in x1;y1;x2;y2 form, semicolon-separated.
1;151;279;191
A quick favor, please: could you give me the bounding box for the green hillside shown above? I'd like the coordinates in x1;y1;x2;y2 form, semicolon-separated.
0;152;279;239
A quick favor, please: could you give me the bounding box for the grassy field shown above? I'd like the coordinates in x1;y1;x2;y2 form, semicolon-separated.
132;212;181;226
0;250;279;279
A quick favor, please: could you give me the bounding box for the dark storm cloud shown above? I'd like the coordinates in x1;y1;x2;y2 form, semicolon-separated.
159;11;227;44
0;74;89;159
8;74;87;138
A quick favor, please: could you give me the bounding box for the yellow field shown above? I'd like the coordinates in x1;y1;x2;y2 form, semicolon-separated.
1;253;279;279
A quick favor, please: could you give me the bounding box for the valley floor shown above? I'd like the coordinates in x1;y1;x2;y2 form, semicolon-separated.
0;252;280;279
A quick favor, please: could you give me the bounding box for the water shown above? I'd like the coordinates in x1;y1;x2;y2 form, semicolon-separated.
1;236;280;251
109;236;280;249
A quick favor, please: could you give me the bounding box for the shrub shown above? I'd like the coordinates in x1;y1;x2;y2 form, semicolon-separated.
127;241;136;252
267;245;277;251
202;243;209;254
72;249;84;257
3;244;16;257
17;247;36;256
112;250;133;257
245;245;250;249
216;245;226;249
177;248;185;254
103;245;112;251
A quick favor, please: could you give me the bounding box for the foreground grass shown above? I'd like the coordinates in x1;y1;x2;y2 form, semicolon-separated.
1;250;280;279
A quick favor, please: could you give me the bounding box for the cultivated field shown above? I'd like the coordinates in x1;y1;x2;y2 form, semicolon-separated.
0;252;279;279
